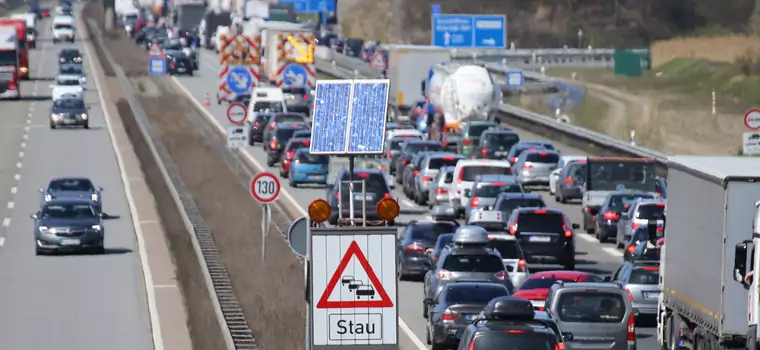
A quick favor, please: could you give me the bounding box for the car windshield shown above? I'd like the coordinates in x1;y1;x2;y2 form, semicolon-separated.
474;183;522;197
253;101;283;113
296;152;328;164
587;160;657;192
636;203;665;219
557;292;626;323
442;254;504;273
517;213;565;233
525;152;560;163
488;239;521;259
53;99;85;108
56;78;80;86
472;333;556;350
609;194;653;211
41;203;97;219
461;166;511;181
402;143;444;156
428;157;460;169
497;198;546;214
54;24;73;30
445;285;509;304
48;179;94;192
409;222;458;241
629;267;659;284
484;133;520;148
0;50;18;65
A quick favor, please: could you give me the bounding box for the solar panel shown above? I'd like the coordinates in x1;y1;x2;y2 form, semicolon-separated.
309;80;352;154
346;80;389;154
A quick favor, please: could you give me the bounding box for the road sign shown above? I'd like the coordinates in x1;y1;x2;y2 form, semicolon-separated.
310;227;398;348
431;14;506;49
276;0;335;13
282;63;308;87
148;42;165;57
148;57;167;75
743;132;760;155
227;103;247;125
369;52;387;70
250;172;281;203
745;109;760;130
226;65;254;95
226;126;248;148
431;3;440;14
506;71;524;88
310;79;390;155
287;217;309;257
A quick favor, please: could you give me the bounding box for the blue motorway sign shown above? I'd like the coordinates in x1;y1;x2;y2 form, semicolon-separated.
148;57;166;75
431;14;506;49
431;4;440;14
506;71;524;88
226;66;253;95
277;0;335;13
282;63;307;87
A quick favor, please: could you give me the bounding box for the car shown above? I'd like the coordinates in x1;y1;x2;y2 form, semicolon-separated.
474;129;520;159
292;129;310;139
544;281;636;350
549;156;586;195
554;159;587;203
427;166;455;209
610;260;661;320
164;47;194;76
623;223;663;261
487;233;530;288
386;127;423;142
385;136;419;175
393;140;444;182
40;177;103;211
412;154;463;206
59;62;84;76
401;151;441;199
458;121;499;157
595;191;656;243
325;170;393;225
52;16;75;43
423;282;511;349
513;270;604;310
505;207;579;269
279;138;310;177
506;142;550;166
397;220;460;280
31;199;105;255
513;149;560;187
385;122;415;132
26;27;37;49
426;233;454;266
58;49;82;65
265;123;308;167
49;97;89;129
458;296;569;350
493;193;545;220
288;149;328;187
616;197;665;248
440;131;461;153
355;157;394;189
424;227;513;307
246;112;274;145
450;160;512;218
50;74;85;100
261;114;306;148
465;174;523;222
282;86;311;114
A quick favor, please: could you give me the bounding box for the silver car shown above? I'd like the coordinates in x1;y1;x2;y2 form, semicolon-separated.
514;149;560;187
465;175;523;222
554;160;586;203
355;158;394;190
427;166;455;208
616;197;665;248
610;260;660;319
413;153;464;205
549;156;586;195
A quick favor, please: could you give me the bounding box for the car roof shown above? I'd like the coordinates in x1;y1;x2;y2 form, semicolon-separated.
482;129;517;135
475;174;516;183
426;153;464;160
498;192;542;200
45;198;95;205
457;159;511;167
49;176;91;182
487;233;517;241
555;282;623;291
405;139;440;145
636;198;666;205
513;207;563;215
445;282;507;290
274;123;306;130
529;270;597;280
465;121;498;127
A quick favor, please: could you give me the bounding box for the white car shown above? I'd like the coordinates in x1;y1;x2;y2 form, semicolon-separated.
548;155;586;195
50;74;85;100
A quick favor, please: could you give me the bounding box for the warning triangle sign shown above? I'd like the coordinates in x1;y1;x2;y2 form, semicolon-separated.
148;43;164;57
316;241;394;309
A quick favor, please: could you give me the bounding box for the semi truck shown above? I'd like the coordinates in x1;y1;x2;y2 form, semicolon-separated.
657;156;760;350
0;19;28;80
0;27;20;99
173;0;206;30
385;45;450;115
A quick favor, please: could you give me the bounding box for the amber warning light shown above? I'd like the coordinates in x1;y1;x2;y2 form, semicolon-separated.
307;198;400;223
376;198;400;222
308;199;331;223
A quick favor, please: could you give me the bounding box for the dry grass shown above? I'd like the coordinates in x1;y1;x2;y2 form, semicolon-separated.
339;0;394;42
652;35;760;67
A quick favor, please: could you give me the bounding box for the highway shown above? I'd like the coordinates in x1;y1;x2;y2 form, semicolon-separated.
0;15;152;349
174;48;658;349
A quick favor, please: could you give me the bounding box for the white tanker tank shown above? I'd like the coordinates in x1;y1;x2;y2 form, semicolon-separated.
425;63;502;131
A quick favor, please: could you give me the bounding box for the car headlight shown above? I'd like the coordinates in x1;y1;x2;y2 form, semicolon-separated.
91;224;101;231
80;77;86;84
38;226;49;232
44;194;52;201
91;193;98;201
60;58;65;63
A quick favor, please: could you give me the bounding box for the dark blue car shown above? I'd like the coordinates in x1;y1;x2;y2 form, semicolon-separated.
31;199;105;255
40;177;102;212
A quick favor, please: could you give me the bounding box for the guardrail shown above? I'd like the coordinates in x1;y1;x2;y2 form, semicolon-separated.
315;51;670;172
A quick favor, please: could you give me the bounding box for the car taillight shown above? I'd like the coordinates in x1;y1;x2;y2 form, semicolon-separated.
517;259;527;272
437;269;452;279
384;193;391;198
494;270;507;280
401;159;409;165
625;288;634;301
463;139;471;146
269;140;277;149
286;151;295;159
556;343;566;350
627;244;636;253
631;222;639;230
170;62;176;68
470;196;479;208
404;242;425;252
336;192;340;201
422;176;432;182
510;157;517;163
303;94;308;99
269;122;276;129
436;188;448;194
603;211;619;220
254;121;260;127
522;163;533;169
468;339;476;350
564;178;573;185
508;223;518;235
295;160;300;165
413;170;419;176
441;309;458;321
481;147;488;157
380;165;388;171
627;313;636;341
386;151;392;158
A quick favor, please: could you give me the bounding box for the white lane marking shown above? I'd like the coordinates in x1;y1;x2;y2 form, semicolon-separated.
171;75;432;350
79;19;166;350
15;162;22;169
18;151;23;158
23;126;30;132
576;233;596;242
13;174;20;181
1;218;9;227
22;134;28;140
0;237;5;247
425;215;433;220
26;119;31;124
401;199;416;208
139;220;159;224
10;187;16;195
154;284;177;289
6;202;13;209
602;247;624;257
20;142;25;148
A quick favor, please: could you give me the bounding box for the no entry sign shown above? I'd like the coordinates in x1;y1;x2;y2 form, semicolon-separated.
227;103;248;126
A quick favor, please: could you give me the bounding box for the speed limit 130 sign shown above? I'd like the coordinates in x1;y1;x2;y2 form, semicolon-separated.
250;172;281;203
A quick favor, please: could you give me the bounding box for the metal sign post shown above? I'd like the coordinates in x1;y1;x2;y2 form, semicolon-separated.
250;172;280;261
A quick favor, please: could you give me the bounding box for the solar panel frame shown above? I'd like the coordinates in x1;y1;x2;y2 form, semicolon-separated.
345;79;390;155
309;80;353;155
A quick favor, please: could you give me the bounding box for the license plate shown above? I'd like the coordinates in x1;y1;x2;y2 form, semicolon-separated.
644;292;659;299
177;68;185;72
530;300;545;308
60;238;80;246
63;119;75;124
495;151;506;156
308;175;322;180
529;236;551;242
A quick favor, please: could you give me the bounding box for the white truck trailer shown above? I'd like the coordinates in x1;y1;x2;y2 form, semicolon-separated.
657;156;760;350
385;45;450;112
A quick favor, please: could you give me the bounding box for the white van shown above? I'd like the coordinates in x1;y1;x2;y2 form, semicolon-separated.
52;16;75;43
213;26;230;53
246;87;287;123
449;159;512;216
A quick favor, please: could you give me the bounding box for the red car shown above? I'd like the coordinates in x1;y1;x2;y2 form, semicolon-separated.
41;8;50;17
513;270;604;311
279;138;310;177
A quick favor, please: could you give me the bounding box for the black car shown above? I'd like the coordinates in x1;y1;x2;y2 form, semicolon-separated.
325;169;393;225
424;282;511;349
50;98;89;129
59;62;83;75
165;50;194;76
58;49;82;65
247;112;274;145
505;207;579;269
31;199;105;255
493;193;546;219
397;220;459;279
595;191;654;243
265;123;308;166
282;86;311;114
394;140;444;182
476;129;520;159
262;113;307;147
163;41;198;71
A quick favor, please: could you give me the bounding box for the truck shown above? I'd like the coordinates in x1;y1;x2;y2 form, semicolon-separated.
0;27;20;99
580;157;658;234
0;19;28;80
199;11;232;50
385;45;450;115
421;62;502;140
260;21;314;88
174;0;206;31
657;156;760;350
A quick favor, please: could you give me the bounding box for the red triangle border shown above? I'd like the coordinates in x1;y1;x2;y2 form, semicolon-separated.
316;241;394;309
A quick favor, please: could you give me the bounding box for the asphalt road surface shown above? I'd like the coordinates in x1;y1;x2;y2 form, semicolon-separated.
171;48;657;350
0;14;152;349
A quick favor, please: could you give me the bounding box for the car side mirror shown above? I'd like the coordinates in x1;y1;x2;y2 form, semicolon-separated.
422;298;435;306
39;188;43;192
30;213;37;219
98;187;103;191
571;223;580;230
602;276;612;282
562;332;574;341
734;242;749;283
99;212;105;218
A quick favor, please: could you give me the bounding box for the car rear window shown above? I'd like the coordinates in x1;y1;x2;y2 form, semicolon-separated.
273;114;304;123
636;204;665;220
484;133;519;148
472;333;556;350
409;222;458;240
275;128;299;142
338;173;388;192
403;143;444;155
445;285;509;304
253;114;271;124
488;240;521;259
629;267;659;284
467;124;496;138
474;183;522;197
497;198;546;213
525;152;560;163
519;276;603;290
390;138;416;151
557;292;626;323
442;254;504;272
428;157;460;169
517;213;565;233
439;171;454;184
253;101;283;113
297;152;328;164
49;179;94;192
609;195;652;211
283;87;307;95
461;166;511;181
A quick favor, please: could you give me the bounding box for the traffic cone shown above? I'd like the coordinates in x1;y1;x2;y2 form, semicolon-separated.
203;93;210;107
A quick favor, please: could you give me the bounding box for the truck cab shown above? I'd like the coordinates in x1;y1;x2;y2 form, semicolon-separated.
0;27;20;99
